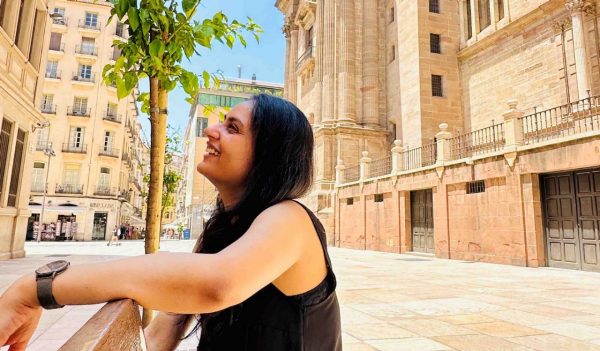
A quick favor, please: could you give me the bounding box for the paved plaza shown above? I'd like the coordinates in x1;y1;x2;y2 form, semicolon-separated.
2;241;600;350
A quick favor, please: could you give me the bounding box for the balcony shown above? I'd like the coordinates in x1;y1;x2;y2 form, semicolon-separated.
75;45;98;57
296;45;314;72
31;182;46;193
78;19;101;31
72;74;96;85
36;140;52;151
45;70;61;80
56;184;83;194
52;17;68;26
99;147;120;158
118;189;130;200
94;186;116;196
48;43;66;57
67;107;91;117
40;104;57;114
103;111;122;124
62;143;87;154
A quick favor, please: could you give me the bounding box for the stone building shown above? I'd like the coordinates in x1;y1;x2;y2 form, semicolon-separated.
183;77;283;239
0;0;53;259
27;0;147;242
278;0;600;272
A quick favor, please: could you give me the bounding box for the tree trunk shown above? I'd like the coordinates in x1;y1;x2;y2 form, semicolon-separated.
142;77;168;327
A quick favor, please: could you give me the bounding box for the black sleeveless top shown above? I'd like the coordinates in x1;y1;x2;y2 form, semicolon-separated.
197;202;342;351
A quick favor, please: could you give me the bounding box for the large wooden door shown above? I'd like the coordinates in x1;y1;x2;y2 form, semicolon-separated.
411;189;434;253
543;169;600;272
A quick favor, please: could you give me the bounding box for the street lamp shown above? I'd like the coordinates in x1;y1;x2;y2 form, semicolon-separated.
38;147;56;243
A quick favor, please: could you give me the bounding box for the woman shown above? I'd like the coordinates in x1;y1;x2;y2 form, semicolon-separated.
0;94;342;351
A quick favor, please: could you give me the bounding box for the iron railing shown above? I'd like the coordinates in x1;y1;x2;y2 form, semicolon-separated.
94;186;116;196
401;142;437;171
41;104;57;114
62;143;87;154
75;45;98;56
45;70;61;79
67;107;91;117
345;165;360;182
520;96;600;145
104;111;122;123
56;184;83;194
370;157;392;177
49;43;65;52
72;74;96;83
36;141;52;151
99;147;120;158
52;17;68;26
78;19;101;30
449;122;505;160
31;182;46;193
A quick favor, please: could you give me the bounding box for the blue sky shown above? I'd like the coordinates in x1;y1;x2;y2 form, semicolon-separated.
138;0;285;139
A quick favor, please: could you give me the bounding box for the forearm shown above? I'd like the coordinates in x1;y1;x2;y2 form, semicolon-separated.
16;252;227;314
145;312;194;351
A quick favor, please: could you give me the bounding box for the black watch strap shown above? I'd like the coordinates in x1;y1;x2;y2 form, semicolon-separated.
36;276;64;309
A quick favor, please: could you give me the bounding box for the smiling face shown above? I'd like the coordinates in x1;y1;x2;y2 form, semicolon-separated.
196;100;255;203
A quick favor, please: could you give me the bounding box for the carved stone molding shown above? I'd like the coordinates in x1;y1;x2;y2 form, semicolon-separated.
282;18;298;38
552;17;573;33
565;0;594;14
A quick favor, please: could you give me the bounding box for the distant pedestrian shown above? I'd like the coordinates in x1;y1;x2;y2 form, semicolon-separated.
107;226;120;246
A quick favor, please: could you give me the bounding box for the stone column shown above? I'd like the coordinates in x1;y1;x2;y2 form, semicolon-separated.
313;0;324;125
362;0;379;127
458;0;467;48
503;99;524;150
359;151;371;181
435;123;452;164
335;159;345;186
321;0;336;125
289;25;300;103
283;20;292;100
567;0;593;100
337;0;357;124
469;0;479;39
391;140;404;173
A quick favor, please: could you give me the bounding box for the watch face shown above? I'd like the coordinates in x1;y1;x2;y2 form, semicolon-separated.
36;260;70;277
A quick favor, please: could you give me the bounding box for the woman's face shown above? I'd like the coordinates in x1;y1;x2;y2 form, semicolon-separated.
196;100;254;194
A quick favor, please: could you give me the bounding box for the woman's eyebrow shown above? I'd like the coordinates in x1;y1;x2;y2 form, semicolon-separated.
226;116;244;128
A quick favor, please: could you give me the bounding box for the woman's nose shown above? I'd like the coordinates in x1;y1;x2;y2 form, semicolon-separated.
203;124;219;139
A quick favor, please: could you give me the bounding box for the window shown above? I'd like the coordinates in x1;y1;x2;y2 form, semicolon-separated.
49;33;62;51
478;0;491;32
432;75;443;97
496;0;505;21
53;7;66;25
346;198;354;205
80;37;95;55
466;1;473;39
84;12;98;28
107;103;118;117
69;127;85;148
32;163;45;191
46;61;59;78
99;167;110;188
196;117;209;137
42;94;54;111
37;126;49;147
8;129;25;206
374;194;384;203
103;131;113;150
430;33;441;54
198;94;245;108
73;97;88;114
390;7;395;23
78;64;92;80
0;119;13;200
467;180;486;194
429;0;440;13
63;164;81;186
15;1;25;48
390;45;396;63
116;22;125;37
0;0;7;29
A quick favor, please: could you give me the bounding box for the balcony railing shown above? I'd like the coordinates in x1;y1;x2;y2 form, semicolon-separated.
520;96;600;145
52;17;68;26
45;70;61;79
78;19;101;31
31;182;46;193
296;46;314;70
345;165;360;182
449;122;505;161
72;74;96;83
401;142;438;171
118;189;130;199
99;147;120;158
56;184;83;194
75;45;98;56
370;157;392;178
49;43;65;52
103;111;122;124
67;107;91;117
41;104;57;114
94;186;116;196
62;143;87;154
36;140;52;151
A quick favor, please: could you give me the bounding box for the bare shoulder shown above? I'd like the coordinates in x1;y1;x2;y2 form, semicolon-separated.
248;200;315;241
258;200;311;223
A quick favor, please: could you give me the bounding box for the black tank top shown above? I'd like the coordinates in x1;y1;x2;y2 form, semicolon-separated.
197;201;342;351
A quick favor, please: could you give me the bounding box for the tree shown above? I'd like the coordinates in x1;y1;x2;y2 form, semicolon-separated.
160;127;183;233
103;0;261;325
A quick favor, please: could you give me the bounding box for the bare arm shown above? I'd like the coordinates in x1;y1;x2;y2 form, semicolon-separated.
144;313;193;351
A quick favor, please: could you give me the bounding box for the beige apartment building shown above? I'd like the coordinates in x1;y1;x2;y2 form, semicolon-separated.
27;0;147;242
278;0;600;272
0;0;53;259
182;77;283;239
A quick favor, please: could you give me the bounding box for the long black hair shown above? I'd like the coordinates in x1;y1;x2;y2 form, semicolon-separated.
188;93;314;337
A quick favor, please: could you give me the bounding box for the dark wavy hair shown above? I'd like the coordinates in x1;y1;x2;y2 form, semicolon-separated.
187;93;314;338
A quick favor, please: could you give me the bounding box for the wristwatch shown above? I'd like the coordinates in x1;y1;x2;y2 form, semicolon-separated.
35;260;70;309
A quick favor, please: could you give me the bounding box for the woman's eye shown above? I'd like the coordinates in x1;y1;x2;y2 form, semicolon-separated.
227;125;238;132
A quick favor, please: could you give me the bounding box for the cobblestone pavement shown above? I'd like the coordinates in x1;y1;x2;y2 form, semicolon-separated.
2;241;600;350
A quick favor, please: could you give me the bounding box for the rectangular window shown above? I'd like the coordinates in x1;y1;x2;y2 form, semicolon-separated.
80;37;95;55
32;162;45;191
346;198;354;205
429;0;440;13
467;180;486;194
432;75;443;97
0;119;13;200
374;194;384;203
99;167;110;188
49;32;62;51
73;97;88;114
390;7;395;23
103;131;113;150
53;7;66;25
69;127;84;148
46;61;58;78
389;45;395;63
63;163;80;186
85;12;98;27
430;33;441;54
7;129;25;206
42;94;54;110
497;0;505;21
0;0;7;29
37;126;49;146
196;117;209;137
466;1;473;39
478;0;491;32
107;103;117;117
15;1;25;48
79;65;92;79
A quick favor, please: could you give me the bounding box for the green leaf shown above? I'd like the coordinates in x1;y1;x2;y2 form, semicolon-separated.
182;0;197;17
127;7;140;31
202;71;210;88
116;0;129;18
180;70;199;96
149;38;166;59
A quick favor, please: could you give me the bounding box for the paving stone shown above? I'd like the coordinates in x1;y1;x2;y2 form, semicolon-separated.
392;319;475;337
509;334;600;351
462;321;546;338
367;337;454;351
434;334;534;351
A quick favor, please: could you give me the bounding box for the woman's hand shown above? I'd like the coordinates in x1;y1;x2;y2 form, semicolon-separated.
0;276;42;351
